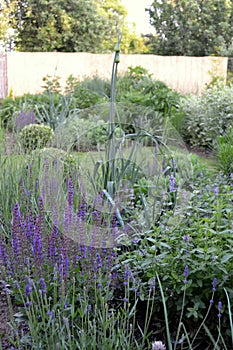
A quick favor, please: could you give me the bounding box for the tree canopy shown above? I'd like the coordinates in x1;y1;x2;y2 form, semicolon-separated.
147;0;233;56
0;0;149;53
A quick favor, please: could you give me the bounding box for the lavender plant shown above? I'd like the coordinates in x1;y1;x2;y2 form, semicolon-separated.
15;110;35;131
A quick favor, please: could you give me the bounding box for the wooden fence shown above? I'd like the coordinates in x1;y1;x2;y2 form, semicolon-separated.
0;52;229;98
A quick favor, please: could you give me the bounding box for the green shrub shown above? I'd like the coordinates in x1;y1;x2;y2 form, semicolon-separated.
215;127;233;177
117;66;181;118
42;74;107;113
71;84;105;110
77;75;111;99
180;86;233;148
19;124;54;152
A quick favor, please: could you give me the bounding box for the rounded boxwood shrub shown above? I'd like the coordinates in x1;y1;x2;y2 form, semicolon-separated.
19;124;54;152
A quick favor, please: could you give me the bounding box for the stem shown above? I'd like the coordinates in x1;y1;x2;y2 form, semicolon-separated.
191;290;215;347
224;288;233;348
107;31;121;178
156;272;173;350
174;284;187;350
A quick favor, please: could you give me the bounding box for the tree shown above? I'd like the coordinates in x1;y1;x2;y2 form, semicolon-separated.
96;0;149;53
8;0;110;52
0;0;17;51
147;0;233;56
2;0;148;53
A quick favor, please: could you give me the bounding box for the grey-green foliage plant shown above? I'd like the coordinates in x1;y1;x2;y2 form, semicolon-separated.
180;85;233;148
215;127;233;177
35;76;76;130
19;124;54;152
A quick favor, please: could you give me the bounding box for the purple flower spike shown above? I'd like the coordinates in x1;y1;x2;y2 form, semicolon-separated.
47;311;55;319
212;277;217;291
214;186;219;196
0;240;9;270
150;277;156;293
15;110;35;130
33;221;43;266
39;278;47;294
169;173;176;192
25;277;33;298
26;301;32;308
123;266;130;286
183;235;190;243
183;265;189;284
217;301;222;317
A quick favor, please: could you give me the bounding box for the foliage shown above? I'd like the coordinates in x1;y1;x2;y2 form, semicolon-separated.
147;0;233;56
69;75;111;99
0;94;38;130
19;124;54;152
54;116;109;152
1;0;148;53
70;84;105;110
1;150;233;348
179;85;233;148
13;0;108;52
31;147;76;171
0;92;72;131
215;127;233;177
117;66;181;118
0;69;181;133
116;166;233;348
0;75;108;130
1;42;233;350
0;0;17;51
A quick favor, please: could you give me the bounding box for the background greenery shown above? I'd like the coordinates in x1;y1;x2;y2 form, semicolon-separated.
1;0;233;56
146;0;233;56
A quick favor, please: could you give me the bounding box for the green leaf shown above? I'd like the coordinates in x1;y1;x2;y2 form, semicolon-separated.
221;254;233;264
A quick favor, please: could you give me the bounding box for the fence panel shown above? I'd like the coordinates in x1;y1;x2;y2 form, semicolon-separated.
6;52;229;96
0;53;7;99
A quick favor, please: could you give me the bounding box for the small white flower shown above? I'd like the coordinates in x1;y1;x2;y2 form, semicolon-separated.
152;340;166;350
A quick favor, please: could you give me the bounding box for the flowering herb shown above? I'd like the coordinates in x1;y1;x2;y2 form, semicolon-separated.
183;265;189;284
